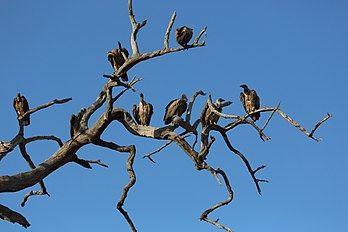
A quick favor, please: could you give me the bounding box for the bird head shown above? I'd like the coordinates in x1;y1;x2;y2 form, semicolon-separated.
16;93;21;98
140;93;144;99
107;50;116;60
182;94;188;102
240;84;249;91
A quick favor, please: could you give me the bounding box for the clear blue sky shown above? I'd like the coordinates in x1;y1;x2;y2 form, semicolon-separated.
0;0;346;231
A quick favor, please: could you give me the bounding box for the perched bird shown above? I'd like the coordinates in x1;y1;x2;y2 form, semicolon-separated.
132;93;154;126
70;108;86;138
163;94;188;125
176;26;193;47
13;93;30;126
107;41;129;81
240;84;260;121
200;98;225;127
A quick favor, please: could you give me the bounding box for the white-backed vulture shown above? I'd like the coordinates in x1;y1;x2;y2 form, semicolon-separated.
200;98;225;127
13;93;30;126
240;84;260;121
132;93;153;126
107;41;129;81
176;26;193;47
163;94;188;125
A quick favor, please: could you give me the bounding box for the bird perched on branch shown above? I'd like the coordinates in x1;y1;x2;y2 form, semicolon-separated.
201;98;225;127
70;108;86;138
107;41;129;81
240;84;260;121
132;93;154;126
13;93;30;126
176;26;193;48
163;94;188;125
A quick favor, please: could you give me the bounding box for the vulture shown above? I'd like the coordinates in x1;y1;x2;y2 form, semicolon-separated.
107;41;129;81
200;98;225;127
70;108;85;138
13;93;30;126
132;93;154;126
240;84;260;121
163;94;188;125
176;26;193;47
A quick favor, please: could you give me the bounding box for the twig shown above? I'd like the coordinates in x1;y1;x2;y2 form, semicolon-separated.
18;98;72;121
261;102;280;131
21;190;49;207
276;109;330;142
193;26;208;45
309;113;332;138
19;144;49;207
85;159;109;168
164;11;176;49
143;140;173;162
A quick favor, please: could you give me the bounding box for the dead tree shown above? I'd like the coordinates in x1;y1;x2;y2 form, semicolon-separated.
0;1;330;231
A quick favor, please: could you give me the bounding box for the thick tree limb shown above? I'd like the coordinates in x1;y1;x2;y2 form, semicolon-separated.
0;204;30;228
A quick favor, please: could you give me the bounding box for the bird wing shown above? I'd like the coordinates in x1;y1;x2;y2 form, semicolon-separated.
250;90;260;110
21;96;29;113
70;114;77;138
164;98;179;124
200;103;209;126
144;103;154;126
13;97;20;116
239;92;247;112
132;104;140;124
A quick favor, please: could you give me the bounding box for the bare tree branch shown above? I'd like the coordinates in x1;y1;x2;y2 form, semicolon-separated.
0;204;30;228
18;98;72;122
93;139;137;232
186;90;206;123
19;144;49;207
164;11;176;49
200;165;233;232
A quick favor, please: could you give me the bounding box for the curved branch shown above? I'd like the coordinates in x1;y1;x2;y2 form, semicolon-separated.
186;90;206;123
93;139;137;232
200;165;233;232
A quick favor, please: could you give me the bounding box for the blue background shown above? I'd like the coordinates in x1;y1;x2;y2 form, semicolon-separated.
0;1;346;231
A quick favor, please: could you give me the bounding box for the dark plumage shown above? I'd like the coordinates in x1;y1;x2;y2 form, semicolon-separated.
176;26;193;47
70;108;85;138
200;98;225;127
132;93;154;126
107;41;129;81
240;84;260;121
13;93;30;126
163;94;188;125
